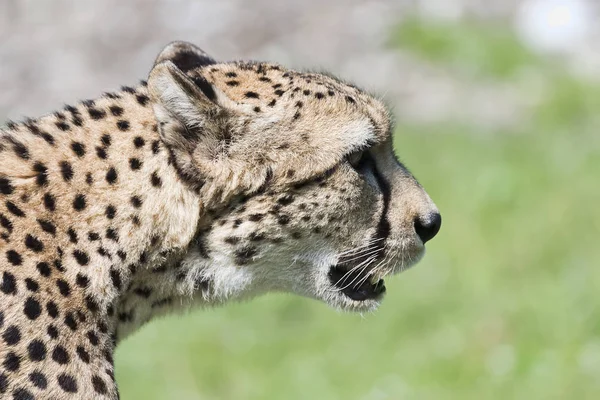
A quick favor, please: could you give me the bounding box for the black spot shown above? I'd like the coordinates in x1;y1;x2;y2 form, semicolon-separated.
32;162;49;186
345;96;356;104
110;269;122;290
67;228;78;243
53;259;65;273
303;89;311;95
225;71;237;78
121;85;136;93
3;326;20;345
129;158;142;170
131;214;141;226
109;105;123;117
315;92;325;99
55;121;70;131
87;331;99;346
46;325;59;339
43;193;56;211
224;236;240;245
117;120;130;131
12;388;34;400
245;91;260;99
88;232;100;241
136;94;149;106
76;346;90;363
0;373;6;394
328;90;335;96
101;134;112;147
24;297;42;320
29;372;48;389
85;296;99;313
268;99;276;107
58;374;78;393
27;340;46;361
249;232;265;241
96;146;107;159
36;262;51;277
64;312;78;331
274;89;285;96
71;141;86;157
0;214;12;233
277;194;295;205
0;177;13;195
277;215;291;225
234;246;258;265
105;167;118;184
6;250;22;266
105;205;116;219
46;301;59;318
226;80;239;87
248;214;264;222
3;352;20;371
56;279;71;297
88;108;106;120
106;228;119;242
73;250;89;266
104;92;121;99
52;346;69;364
12;141;30;160
73;194;86;210
37;219;56;235
85;172;93;184
293;111;301;120
91;375;108;394
150;171;162;187
6;201;25;217
75;274;89;288
133;287;152;298
25;234;44;252
130;196;142;208
133;136;145;148
117;250;127;261
25;278;39;292
152;140;160;154
253;106;261;113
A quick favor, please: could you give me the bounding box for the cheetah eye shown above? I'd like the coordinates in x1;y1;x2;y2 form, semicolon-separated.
347;151;368;170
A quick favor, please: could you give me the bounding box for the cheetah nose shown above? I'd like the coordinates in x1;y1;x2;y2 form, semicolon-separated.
414;212;441;244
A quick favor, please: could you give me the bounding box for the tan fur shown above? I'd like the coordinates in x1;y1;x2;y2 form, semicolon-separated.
0;42;440;399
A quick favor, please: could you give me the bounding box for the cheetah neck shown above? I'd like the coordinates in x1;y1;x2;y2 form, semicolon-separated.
1;84;204;347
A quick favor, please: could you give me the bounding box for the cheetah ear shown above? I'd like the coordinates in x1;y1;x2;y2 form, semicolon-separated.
147;60;229;144
153;41;216;72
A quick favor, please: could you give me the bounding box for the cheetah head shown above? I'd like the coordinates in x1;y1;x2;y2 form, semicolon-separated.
148;42;441;312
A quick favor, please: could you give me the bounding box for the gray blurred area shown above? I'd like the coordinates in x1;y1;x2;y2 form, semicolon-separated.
0;0;598;127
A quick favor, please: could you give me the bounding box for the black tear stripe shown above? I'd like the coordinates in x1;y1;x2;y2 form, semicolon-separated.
364;153;391;260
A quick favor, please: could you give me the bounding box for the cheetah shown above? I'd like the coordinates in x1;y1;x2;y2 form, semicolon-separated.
0;41;441;399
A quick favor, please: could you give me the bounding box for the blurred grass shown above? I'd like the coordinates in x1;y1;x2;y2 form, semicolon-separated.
116;18;600;399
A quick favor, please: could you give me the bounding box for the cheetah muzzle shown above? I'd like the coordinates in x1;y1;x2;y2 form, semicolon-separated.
0;41;440;399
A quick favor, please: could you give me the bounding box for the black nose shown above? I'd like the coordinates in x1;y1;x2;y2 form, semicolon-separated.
414;212;441;244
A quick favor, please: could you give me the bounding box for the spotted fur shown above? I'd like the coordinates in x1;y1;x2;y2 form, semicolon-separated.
0;42;440;399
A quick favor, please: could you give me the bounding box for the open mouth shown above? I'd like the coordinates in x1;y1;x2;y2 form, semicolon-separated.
328;265;386;301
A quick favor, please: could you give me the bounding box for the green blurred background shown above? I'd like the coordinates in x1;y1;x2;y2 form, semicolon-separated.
2;1;600;399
